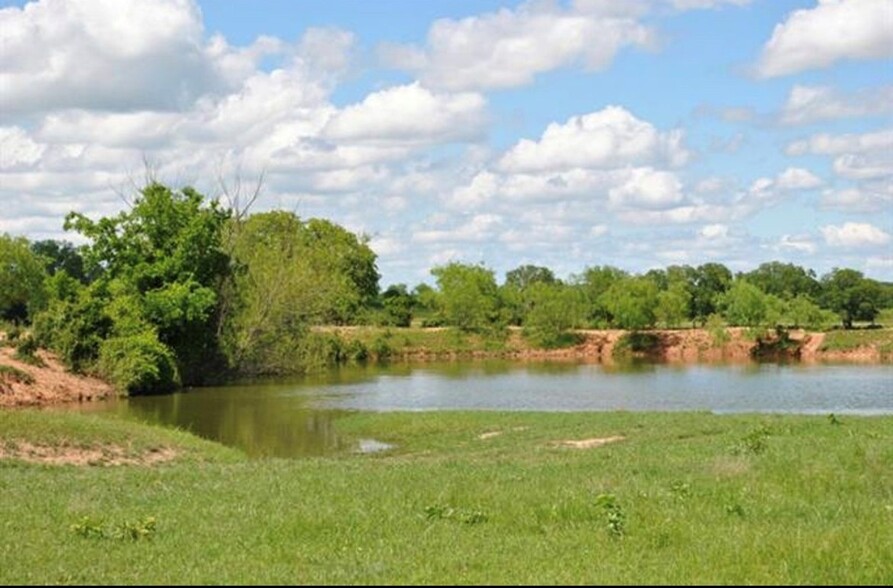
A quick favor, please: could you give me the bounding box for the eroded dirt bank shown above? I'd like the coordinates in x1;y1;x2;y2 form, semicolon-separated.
0;346;115;408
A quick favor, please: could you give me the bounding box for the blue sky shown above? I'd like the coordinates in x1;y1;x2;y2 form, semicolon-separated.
1;0;891;285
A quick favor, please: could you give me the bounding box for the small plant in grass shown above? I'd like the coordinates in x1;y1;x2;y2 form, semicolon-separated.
669;480;691;500
732;425;771;455
70;516;104;539
725;503;746;517
70;516;157;541
423;504;488;525
594;493;626;539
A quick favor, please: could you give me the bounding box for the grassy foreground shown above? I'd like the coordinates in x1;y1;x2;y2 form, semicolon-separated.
1;410;891;585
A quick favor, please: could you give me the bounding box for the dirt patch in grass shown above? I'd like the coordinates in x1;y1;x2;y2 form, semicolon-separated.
553;435;625;449
0;345;115;407
0;441;177;466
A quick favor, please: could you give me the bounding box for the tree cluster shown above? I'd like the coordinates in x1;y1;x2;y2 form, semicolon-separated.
2;183;891;393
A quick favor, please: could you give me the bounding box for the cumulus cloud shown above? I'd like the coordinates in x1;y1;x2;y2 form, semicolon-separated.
323;83;487;144
414;214;503;244
0;0;224;114
820;222;891;248
780;85;893;125
608;167;684;209
755;0;893;78
777;234;817;254
380;1;655;92
775;167;823;190
786;129;893;156
821;184;893;212
498;106;689;173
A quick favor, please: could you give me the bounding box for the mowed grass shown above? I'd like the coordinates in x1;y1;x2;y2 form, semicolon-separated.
1;409;892;585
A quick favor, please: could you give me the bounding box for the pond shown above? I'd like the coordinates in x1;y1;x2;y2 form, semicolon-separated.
81;361;893;458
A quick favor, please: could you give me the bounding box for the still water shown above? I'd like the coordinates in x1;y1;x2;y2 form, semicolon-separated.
85;361;893;458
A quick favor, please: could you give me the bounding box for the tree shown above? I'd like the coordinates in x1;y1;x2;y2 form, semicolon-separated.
222;211;381;373
787;295;836;330
692;263;732;324
523;282;585;347
820;268;882;328
431;262;502;332
719;279;770;327
502;264;557;325
58;183;232;386
30;239;89;283
0;234;48;322
655;282;691;328
742;261;820;301
380;284;414;327
600;276;658;330
505;264;556;290
577;265;628;327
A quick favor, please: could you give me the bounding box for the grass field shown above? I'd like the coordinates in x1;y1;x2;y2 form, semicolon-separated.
1;409;891;584
820;328;893;355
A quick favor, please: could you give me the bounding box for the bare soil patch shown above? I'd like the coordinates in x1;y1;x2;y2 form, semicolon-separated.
0;346;115;407
0;440;176;466
553;435;625;449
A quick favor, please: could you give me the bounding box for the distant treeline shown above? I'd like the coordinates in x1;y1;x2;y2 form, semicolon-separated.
1;182;891;393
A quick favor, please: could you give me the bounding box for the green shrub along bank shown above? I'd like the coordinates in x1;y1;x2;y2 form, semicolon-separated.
0;410;891;584
2;181;892;394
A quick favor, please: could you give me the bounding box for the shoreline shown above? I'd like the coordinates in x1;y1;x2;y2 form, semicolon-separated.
2;326;890;408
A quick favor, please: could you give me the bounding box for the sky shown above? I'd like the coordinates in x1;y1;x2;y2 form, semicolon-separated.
1;0;891;286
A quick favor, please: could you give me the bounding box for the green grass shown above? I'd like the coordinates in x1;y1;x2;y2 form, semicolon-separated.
1;409;891;584
330;326;518;356
819;328;893;355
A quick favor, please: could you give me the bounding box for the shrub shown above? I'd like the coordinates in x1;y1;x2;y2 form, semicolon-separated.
97;333;180;395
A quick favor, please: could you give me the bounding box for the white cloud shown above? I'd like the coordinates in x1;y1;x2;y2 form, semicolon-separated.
699;223;729;240
381;1;654;92
498;106;688;173
0;0;227;114
821;184;893;212
786;129;893;156
323;83;487;144
832;152;893;180
413;214;503;244
0;127;46;169
820;222;891;248
777;234;817;254
780;85;893;125
755;0;893;78
775;167;823;190
608;167;684;209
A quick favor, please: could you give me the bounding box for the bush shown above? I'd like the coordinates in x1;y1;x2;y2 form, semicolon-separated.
97;333;180;395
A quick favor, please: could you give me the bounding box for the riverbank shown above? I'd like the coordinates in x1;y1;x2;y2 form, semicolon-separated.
325;325;893;364
3;326;891;408
1;409;890;584
0;345;114;408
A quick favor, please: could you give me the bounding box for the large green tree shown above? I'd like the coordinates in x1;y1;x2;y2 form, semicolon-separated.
600;276;658;330
577;265;629;327
741;261;820;301
522;282;585;346
48;183;232;388
222;211;380;374
431;262;502;332
820;268;882;328
0;234;48;322
692;263;732;324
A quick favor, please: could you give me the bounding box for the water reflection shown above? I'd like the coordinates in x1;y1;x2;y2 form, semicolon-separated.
80;361;893;459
